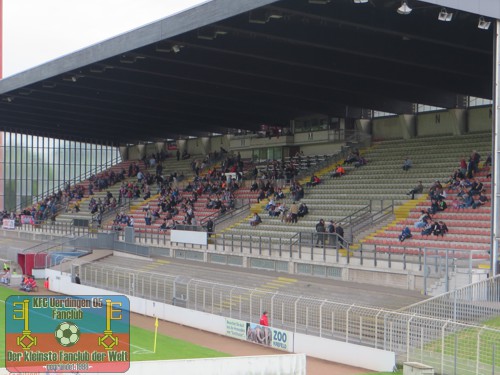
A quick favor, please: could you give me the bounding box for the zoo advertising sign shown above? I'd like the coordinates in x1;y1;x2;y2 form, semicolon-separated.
5;295;130;373
225;318;293;352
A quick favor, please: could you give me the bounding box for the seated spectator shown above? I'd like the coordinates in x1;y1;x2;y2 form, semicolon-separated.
438;221;449;236
354;157;367;168
265;199;276;211
427;199;440;215
421;223;434;236
297;203;309;218
330;165;345;178
458;195;474;209
250;213;262;226
472;193;489;209
250;181;259;192
414;210;431;228
306;175;321;187
469;179;484;196
21;276;37;292
402;157;412;171
275;188;285;200
432;221;447;236
407;181;424;200
398;226;412;242
344;151;358;165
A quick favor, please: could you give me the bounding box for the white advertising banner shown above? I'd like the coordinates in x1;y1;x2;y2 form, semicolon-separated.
170;229;207;245
2;219;15;230
225;318;294;352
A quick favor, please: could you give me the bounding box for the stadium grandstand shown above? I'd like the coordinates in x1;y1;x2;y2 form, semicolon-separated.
0;0;499;374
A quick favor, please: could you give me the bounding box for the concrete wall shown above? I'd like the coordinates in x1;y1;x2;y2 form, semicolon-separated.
469;106;492;132
300;143;343;156
372;107;492;140
372;116;402;140
417;112;454;136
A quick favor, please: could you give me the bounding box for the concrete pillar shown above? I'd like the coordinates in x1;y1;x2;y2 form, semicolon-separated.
449;108;467;135
355;119;372;136
136;144;146;159
201;137;210;155
155;142;165;153
398;114;416;139
119;146;128;161
177;139;187;153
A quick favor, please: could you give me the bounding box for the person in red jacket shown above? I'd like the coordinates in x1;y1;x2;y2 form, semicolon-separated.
259;311;269;326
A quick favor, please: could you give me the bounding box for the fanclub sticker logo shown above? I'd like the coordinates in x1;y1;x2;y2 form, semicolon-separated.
5;295;130;373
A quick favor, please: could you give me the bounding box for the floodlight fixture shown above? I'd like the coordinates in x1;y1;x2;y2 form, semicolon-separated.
197;28;227;40
478;17;491;30
397;1;412;15
438;8;453;22
353;0;369;3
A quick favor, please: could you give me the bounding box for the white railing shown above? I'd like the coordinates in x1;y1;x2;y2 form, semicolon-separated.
77;261;500;375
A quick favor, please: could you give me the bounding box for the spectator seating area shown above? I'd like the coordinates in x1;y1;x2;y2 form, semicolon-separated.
220;132;492;252
102;155;260;232
54;160;138;224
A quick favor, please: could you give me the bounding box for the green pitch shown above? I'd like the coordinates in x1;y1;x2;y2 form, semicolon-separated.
0;286;229;367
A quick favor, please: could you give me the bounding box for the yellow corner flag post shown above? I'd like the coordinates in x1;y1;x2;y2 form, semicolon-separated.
153;317;159;353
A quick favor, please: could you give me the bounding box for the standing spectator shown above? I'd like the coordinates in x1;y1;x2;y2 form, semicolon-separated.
206;218;214;237
315;219;326;246
259;311;269;326
290;202;299;223
335;223;345;248
176;149;180;161
327;220;336;246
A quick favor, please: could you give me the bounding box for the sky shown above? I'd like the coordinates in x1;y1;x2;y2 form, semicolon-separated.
3;0;209;78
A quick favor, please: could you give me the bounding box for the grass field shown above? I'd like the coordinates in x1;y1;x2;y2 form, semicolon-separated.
0;286;229;367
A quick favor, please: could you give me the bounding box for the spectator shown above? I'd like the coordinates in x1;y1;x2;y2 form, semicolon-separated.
407;181;424;200
1;267;11;285
331;165;345;178
290;202;299;224
206;219;214;237
297;203;308;218
250;213;262;227
402;157;412;171
327;220;336;246
335;223;345;248
75;274;81;284
398;226;412;242
259;311;269;326
315;219;326;246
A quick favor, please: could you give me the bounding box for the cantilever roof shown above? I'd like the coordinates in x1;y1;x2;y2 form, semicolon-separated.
0;0;495;143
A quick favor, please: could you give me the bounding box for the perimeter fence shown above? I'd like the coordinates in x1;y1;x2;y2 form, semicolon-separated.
76;261;499;374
